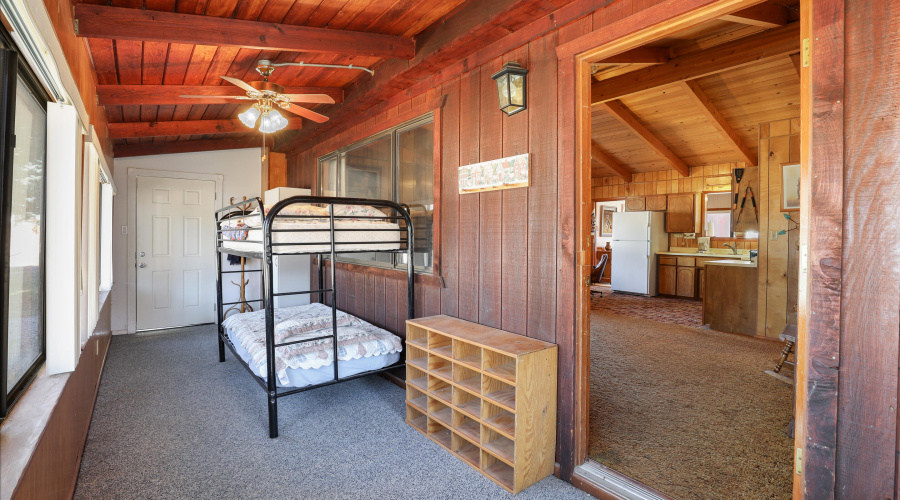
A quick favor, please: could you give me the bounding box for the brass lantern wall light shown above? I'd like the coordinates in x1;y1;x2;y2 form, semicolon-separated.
491;61;528;116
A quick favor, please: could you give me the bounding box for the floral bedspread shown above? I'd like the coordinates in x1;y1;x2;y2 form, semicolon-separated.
222;303;403;385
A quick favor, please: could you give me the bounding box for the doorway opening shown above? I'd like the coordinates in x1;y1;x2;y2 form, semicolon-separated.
574;3;803;498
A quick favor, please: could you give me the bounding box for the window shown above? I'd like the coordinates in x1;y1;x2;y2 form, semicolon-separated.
318;115;435;272
1;35;50;417
704;192;732;238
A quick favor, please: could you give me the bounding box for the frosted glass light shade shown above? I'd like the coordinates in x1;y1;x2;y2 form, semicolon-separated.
238;106;261;128
259;109;288;133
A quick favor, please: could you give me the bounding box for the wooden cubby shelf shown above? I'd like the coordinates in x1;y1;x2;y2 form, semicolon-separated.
404;315;558;494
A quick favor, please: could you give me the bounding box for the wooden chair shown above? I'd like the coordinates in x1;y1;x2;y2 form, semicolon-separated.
590;254;609;297
773;324;797;375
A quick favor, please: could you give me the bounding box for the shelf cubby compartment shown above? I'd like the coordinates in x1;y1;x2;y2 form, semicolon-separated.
407;385;428;413
482;376;516;412
452;432;481;469
427;419;452;450
453;339;482;369
407;345;429;371
453;386;482;421
482;451;515;492
428;375;453;405
407;365;428;393
482;400;515;439
483;350;517;385
407;404;427;434
482;427;515;466
428;397;453;428
406;324;429;350
453;409;482;444
429;354;453;383
429;331;453;359
453;364;482;396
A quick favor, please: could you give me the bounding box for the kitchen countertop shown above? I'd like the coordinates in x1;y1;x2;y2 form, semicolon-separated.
656;251;749;260
704;259;758;268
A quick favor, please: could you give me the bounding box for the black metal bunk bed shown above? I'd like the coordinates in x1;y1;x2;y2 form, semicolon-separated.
214;196;415;438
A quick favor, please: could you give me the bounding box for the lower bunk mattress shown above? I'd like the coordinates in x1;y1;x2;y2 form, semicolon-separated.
222;302;403;388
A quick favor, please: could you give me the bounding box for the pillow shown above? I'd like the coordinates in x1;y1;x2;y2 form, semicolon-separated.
332;204;387;220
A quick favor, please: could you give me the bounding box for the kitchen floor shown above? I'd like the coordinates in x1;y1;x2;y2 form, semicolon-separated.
590;285;704;329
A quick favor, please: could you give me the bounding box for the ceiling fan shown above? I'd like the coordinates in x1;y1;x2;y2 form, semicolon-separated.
179;59;334;131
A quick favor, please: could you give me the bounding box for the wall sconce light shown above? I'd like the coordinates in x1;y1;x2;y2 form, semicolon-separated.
491;61;528;116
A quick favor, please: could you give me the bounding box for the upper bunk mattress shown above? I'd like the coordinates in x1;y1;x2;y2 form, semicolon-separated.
221;219;402;254
222;303;403;387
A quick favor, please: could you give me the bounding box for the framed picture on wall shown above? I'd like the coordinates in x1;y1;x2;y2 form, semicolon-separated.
781;163;801;212
600;206;617;236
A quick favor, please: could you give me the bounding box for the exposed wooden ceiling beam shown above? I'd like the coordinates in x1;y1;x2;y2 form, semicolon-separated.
73;4;415;59
593;47;669;65
108;118;302;139
590;141;633;182
114;137;269;158
97;85;343;106
789;53;802;77
591;22;800;104
679;80;757;167
719;3;789;28
600;100;690;177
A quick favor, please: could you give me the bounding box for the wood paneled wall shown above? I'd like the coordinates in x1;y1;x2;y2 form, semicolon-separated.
756;118;800;337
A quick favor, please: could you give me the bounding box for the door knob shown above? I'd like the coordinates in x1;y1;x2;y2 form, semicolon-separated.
139;262;147;268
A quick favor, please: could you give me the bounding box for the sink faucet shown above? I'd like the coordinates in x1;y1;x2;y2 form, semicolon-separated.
723;243;738;255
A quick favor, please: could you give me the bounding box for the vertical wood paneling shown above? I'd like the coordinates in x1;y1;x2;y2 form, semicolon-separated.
500;46;530;337
440;77;461;317
479;59;504;329
526;31;559;343
837;0;900;497
457;68;481;323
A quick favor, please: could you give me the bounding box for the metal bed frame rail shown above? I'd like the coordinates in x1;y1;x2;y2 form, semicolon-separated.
214;196;415;438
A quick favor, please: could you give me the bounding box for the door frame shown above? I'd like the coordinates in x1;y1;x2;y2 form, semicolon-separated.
556;0;834;496
126;168;224;333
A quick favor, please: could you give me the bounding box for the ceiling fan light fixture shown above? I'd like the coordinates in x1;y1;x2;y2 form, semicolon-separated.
258;109;288;133
239;106;261;128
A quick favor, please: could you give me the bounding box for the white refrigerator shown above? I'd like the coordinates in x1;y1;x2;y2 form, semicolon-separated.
610;211;668;296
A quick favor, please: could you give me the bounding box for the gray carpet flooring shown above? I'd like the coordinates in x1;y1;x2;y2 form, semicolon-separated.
74;325;590;500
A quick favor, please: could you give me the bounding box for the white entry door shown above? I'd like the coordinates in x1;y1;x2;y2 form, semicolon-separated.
136;176;216;330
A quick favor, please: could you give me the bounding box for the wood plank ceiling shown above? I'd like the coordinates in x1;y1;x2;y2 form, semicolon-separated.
589;3;801;180
78;0;468;155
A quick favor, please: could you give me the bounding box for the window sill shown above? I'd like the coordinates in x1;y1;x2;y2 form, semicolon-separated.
0;365;69;500
320;258;443;288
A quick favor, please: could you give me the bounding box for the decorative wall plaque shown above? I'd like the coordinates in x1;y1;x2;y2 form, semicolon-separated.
458;153;529;194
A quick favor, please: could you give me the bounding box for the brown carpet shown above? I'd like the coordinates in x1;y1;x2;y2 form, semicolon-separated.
589;307;793;500
591;285;705;329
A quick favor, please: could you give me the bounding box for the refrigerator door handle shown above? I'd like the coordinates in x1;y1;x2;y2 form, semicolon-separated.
647;241;651;256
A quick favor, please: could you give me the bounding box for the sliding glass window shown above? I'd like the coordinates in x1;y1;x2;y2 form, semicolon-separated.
1;34;49;418
318;115;434;272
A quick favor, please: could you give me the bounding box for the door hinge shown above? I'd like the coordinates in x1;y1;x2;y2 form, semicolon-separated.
801;38;811;68
73;19;79;36
795;447;803;475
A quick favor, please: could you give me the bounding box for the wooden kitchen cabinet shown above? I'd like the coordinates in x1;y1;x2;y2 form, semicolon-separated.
625;196;645;211
676;267;695;297
658;264;677;295
645;195;667;211
698;269;706;299
666;193;695;233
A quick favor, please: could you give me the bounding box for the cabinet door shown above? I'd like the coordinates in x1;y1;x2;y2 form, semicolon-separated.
659;265;677;295
676;266;696;297
666;194;695;233
698;269;706;299
646;195;667;211
625;196;645;211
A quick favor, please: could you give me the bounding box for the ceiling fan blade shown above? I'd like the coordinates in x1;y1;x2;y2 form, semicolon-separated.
221;76;258;94
178;95;243;99
283;103;329;123
283;94;335;104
